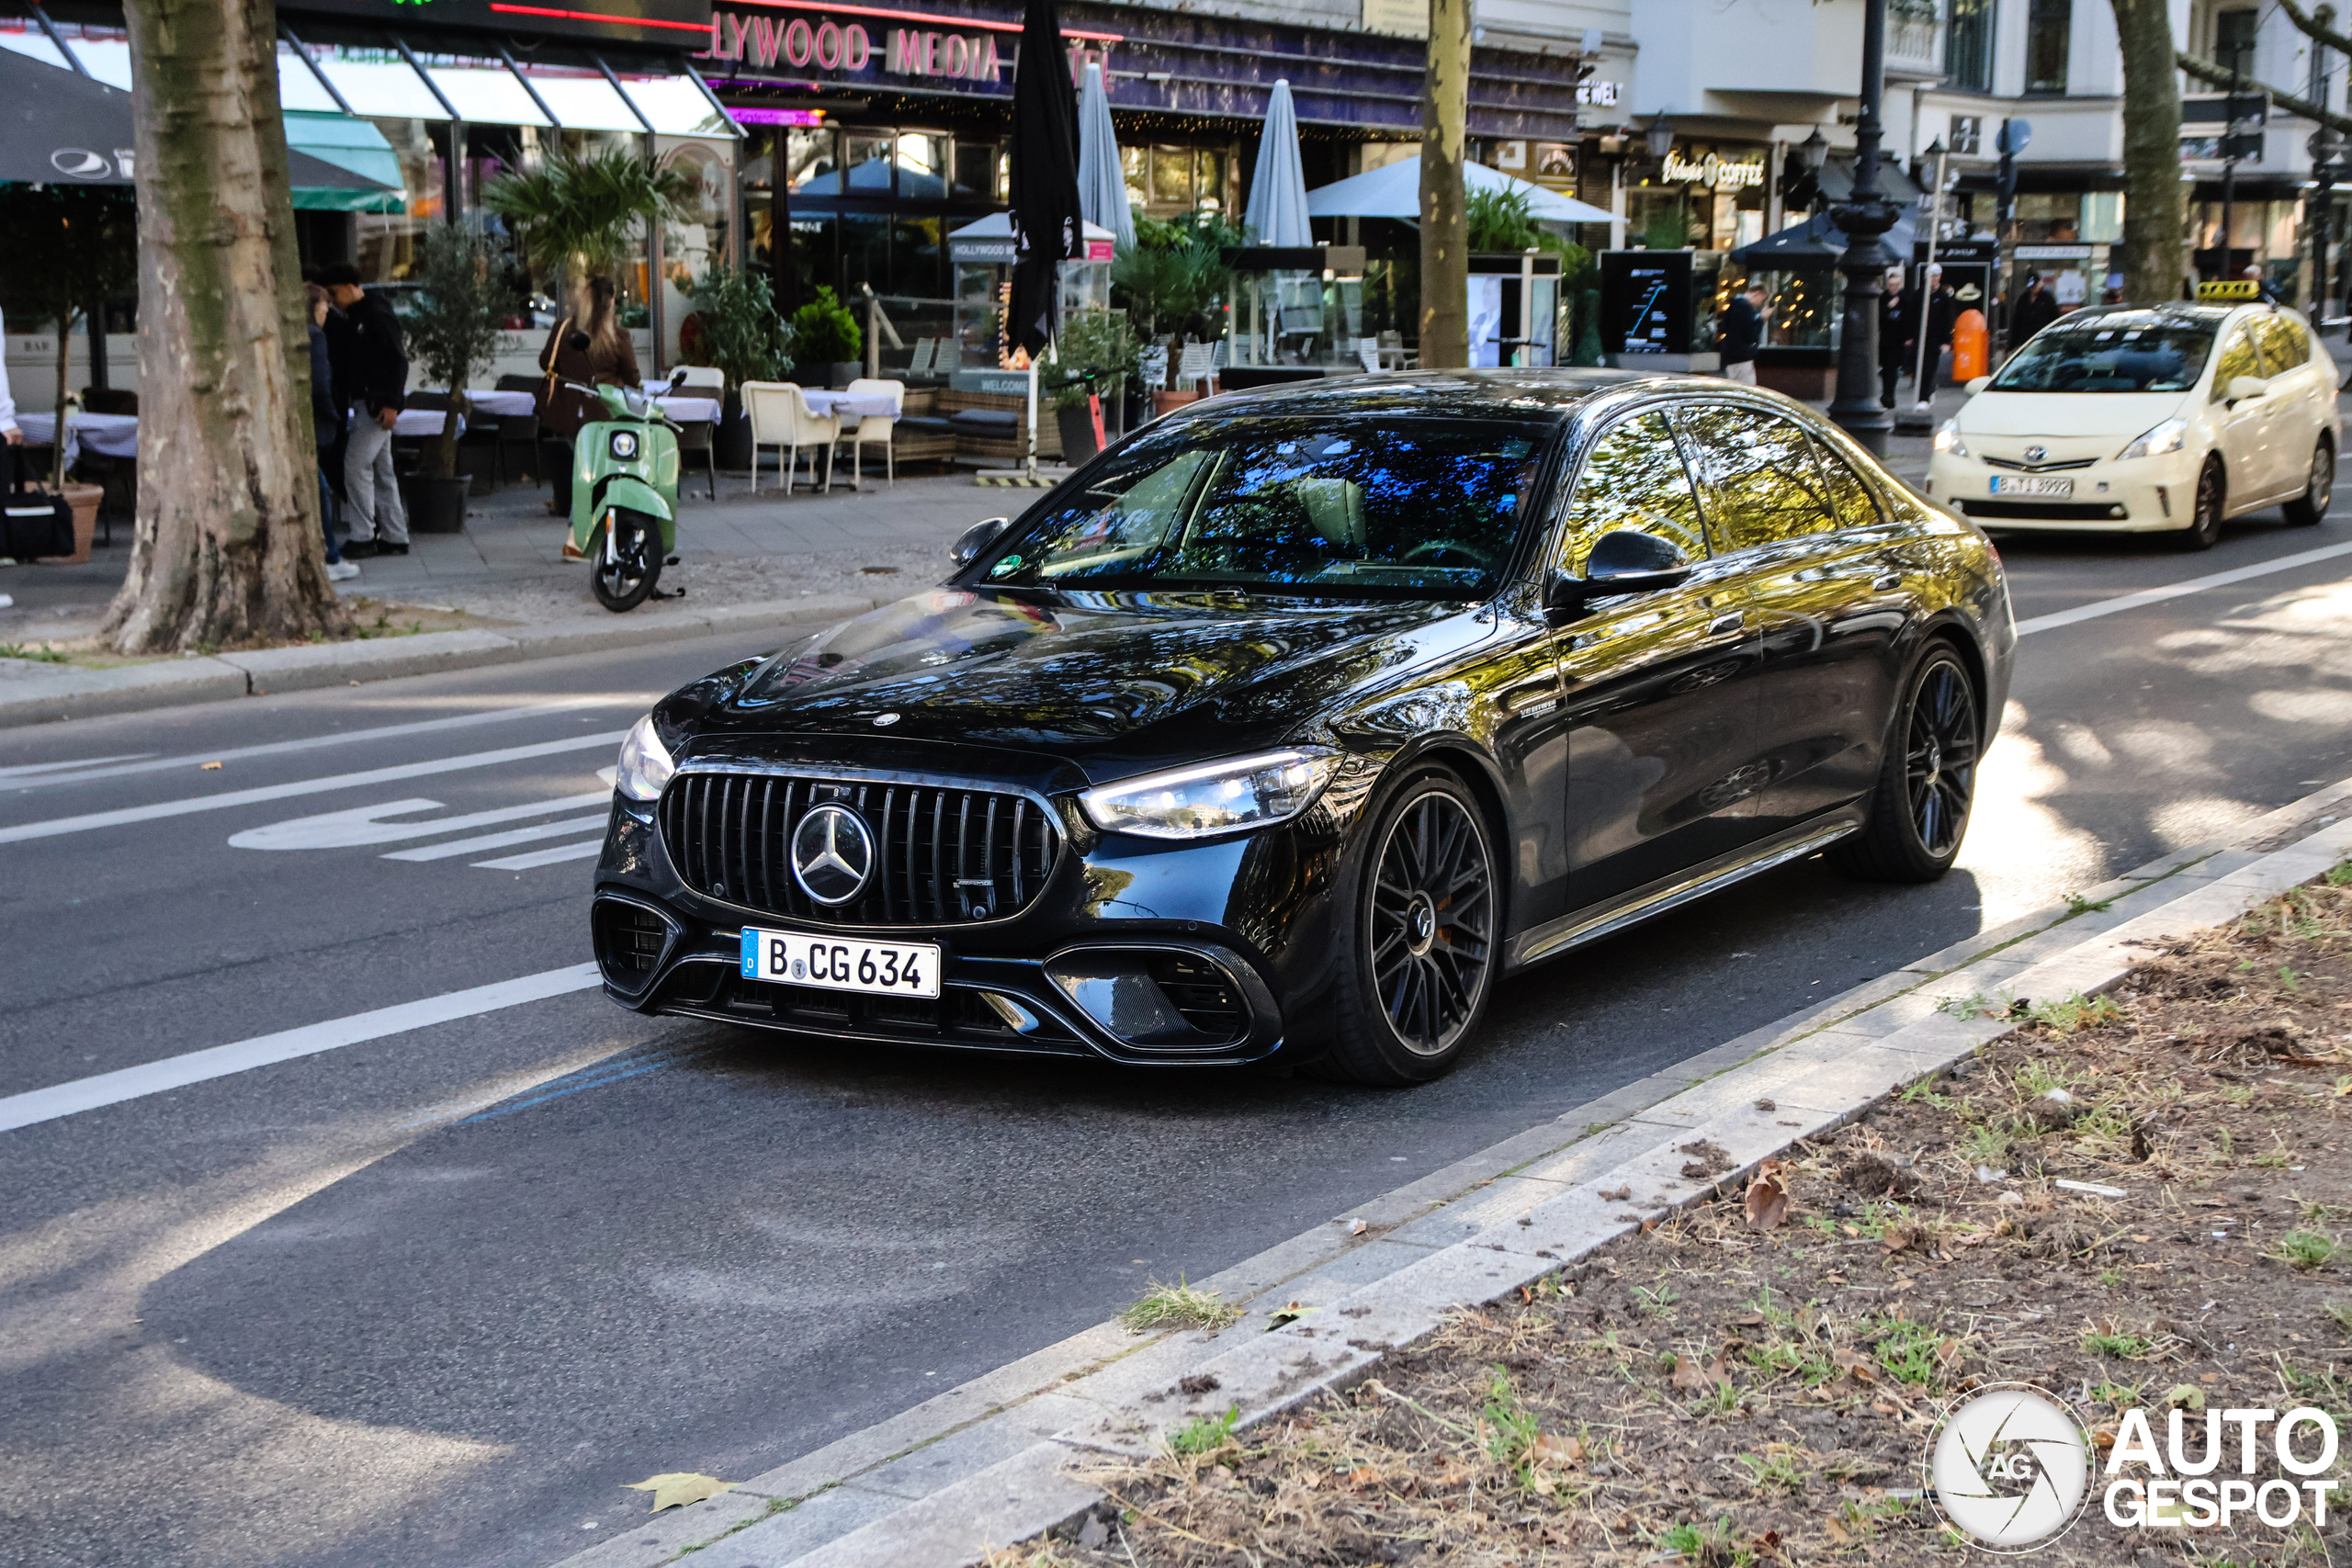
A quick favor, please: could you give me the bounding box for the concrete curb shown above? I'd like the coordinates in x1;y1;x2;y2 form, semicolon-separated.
0;594;879;727
541;775;2352;1568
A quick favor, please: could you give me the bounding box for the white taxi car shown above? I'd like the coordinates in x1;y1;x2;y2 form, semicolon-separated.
1925;301;2341;548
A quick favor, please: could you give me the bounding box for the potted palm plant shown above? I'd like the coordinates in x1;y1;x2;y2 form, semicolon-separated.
787;287;864;389
399;226;509;532
683;264;791;469
484;149;695;322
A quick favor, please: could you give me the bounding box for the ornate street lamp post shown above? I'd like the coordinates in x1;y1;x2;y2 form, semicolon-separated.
2312;126;2343;325
1829;0;1900;455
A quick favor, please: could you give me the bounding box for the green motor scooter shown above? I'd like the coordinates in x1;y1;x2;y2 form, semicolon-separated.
562;366;687;612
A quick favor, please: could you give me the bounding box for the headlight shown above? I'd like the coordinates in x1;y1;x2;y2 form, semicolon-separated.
1080;748;1340;840
609;428;640;461
614;713;675;802
1932;421;1970;459
2116;418;2188;462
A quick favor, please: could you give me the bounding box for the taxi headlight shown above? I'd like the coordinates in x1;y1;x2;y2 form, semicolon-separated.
614;713;675;802
2116;418;2188;462
1080;749;1340;840
1933;421;1970;459
609;428;640;461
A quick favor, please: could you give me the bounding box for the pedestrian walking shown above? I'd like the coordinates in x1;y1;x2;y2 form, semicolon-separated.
305;284;358;582
1879;265;1916;409
320;262;410;559
536;276;641;519
1718;282;1766;386
1921;265;1958;388
2010;271;2061;344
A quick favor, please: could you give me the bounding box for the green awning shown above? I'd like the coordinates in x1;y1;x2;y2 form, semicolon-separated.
292;184;407;213
285;109;403;210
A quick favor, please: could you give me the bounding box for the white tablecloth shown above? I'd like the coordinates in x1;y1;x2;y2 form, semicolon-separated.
14;412;137;468
800;390;898;422
654;395;722;423
460;389;538;418
391;408;464;438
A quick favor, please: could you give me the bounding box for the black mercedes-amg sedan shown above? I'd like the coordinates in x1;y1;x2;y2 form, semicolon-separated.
591;370;2014;1083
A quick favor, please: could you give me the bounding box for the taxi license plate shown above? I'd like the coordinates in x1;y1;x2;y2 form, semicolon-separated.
1989;474;2073;498
740;927;941;998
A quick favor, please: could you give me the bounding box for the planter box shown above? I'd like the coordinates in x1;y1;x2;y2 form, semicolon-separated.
401;474;468;534
1152;389;1201;417
37;482;104;565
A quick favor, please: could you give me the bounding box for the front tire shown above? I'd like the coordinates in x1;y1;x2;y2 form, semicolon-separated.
1323;766;1499;1085
2283;439;2335;527
1831;644;1981;884
591;510;662;612
2176;458;2224;550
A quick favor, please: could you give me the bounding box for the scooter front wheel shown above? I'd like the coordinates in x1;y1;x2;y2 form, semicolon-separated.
591;510;662;613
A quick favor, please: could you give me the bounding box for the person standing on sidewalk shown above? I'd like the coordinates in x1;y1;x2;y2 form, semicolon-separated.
305;285;358;582
321;263;410;559
1878;265;1916;409
536;276;640;521
1718;283;1766;385
2009;271;2061;346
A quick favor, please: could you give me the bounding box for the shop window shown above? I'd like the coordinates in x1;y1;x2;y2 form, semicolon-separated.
2013;192;2079;243
356;117;447;285
895;132;950;200
1151;146;1195;208
2025;0;2070;93
787;214;836;310
891;214;944;298
842;213;889;299
786;128;838;194
661;140;733;358
2213;6;2257;77
1197;150;1227;212
843;133;895;197
955;139;997;199
1946;0;1995;93
1121;144;1147;209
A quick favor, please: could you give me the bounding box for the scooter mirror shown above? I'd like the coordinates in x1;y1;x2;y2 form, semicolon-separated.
668;366;690;389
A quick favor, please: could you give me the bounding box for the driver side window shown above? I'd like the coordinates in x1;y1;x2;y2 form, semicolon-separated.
2210;327;2259;400
1555;412;1709;576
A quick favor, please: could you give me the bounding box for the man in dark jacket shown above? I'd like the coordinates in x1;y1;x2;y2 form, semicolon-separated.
1719;283;1767;384
2010;271;2062;344
1879;266;1917;408
305;284;357;581
321;263;409;558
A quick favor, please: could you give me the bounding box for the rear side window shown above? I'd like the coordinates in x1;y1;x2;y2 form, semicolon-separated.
2211;327;2260;400
2256;314;2311;373
1670;404;1840;552
1812;436;1884;530
1555;411;1709;575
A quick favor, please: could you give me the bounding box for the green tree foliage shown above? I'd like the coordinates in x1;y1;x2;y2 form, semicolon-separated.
1112;209;1243;342
404;227;512;479
1047;310;1140;410
684;264;791;388
482;149;695;296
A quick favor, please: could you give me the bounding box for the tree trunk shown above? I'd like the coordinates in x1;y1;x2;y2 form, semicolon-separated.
106;0;347;654
2111;0;2187;305
1419;0;1471;369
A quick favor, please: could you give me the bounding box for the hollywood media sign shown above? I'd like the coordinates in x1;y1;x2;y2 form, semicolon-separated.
699;5;1116;83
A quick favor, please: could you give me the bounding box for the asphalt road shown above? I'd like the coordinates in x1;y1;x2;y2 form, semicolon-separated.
6;500;2352;1568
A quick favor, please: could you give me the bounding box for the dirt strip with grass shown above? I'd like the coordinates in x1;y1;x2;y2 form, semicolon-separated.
1003;868;2352;1568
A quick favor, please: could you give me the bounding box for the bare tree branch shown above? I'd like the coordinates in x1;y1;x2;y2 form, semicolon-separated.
2275;0;2352;64
2177;50;2352;135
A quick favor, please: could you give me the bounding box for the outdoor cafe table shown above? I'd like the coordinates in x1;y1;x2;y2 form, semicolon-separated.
13;412;138;468
798;389;897;422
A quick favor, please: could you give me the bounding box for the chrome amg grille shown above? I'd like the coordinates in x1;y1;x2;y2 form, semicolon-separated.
659;772;1062;925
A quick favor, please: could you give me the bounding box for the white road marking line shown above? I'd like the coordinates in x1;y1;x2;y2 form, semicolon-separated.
3;695;645;791
0;963;604;1134
233;790;611;851
0;753;156;780
385;814;610;861
0;731;628;847
2014;538;2352;637
474;840;605;871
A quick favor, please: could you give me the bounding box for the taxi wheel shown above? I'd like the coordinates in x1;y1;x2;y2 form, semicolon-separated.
2283;439;2335;527
2177;458;2224;551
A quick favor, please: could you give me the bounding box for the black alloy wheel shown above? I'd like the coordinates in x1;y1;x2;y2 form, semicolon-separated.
1325;766;1498;1084
2177;458;2225;550
592;510;663;612
2284;440;2335;527
1832;646;1981;884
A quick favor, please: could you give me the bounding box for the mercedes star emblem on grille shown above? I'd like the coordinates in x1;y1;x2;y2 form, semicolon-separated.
2023;445;2048;464
790;804;876;905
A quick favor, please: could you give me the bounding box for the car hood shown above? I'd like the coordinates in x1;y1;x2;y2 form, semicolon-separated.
1957;389;2190;439
707;587;1483;778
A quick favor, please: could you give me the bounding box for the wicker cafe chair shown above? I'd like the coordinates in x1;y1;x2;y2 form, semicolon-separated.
840;377;905;488
664;366;726;501
740;381;838;494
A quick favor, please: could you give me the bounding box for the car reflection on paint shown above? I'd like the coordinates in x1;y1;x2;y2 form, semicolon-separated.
591;369;2014;1084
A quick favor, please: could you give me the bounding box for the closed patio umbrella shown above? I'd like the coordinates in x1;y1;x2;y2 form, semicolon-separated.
1242;79;1311;247
1006;0;1081;356
1075;61;1133;251
1305;152;1614;225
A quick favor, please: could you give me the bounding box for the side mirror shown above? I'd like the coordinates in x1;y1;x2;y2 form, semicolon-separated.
2227;375;2270;402
668;366;691;389
1545;530;1693;616
1964;375;1993;394
951;516;1012;568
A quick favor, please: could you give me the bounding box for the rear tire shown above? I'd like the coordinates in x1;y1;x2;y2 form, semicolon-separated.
2283;439;2335;527
1321;765;1499;1085
591;510;662;612
2175;458;2224;550
1830;644;1981;885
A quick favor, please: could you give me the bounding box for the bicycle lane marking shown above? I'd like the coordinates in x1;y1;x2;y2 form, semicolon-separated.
2012;537;2352;637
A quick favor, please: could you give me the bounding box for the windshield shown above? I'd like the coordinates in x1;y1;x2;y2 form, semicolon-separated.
973;416;1547;597
1987;312;2219;392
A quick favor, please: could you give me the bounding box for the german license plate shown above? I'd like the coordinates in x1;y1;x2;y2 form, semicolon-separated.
739;926;941;998
1989;474;2073;498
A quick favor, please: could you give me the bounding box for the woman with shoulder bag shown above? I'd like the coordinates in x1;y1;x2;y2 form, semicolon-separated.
535;276;641;517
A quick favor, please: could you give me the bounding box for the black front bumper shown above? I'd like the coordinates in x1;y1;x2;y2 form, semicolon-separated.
589;782;1344;1066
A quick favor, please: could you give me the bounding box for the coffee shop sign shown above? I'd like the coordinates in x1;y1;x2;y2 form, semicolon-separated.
1661;151;1766;190
703;11;1004;79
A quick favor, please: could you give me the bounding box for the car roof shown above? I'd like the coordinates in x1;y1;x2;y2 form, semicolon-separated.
1170;367;1682;425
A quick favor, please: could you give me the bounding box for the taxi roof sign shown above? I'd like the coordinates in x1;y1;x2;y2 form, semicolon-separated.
2197;279;2262;299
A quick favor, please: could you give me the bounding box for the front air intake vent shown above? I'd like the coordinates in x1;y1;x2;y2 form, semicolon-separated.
659;772;1062;927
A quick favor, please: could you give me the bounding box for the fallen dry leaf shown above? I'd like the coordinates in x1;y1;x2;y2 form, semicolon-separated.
1882;1222;1917;1253
1831;1348;1881;1382
1348;1218;1369;1236
1746;1159;1793;1230
1670;1352;1730;1391
624;1472;730;1512
1530;1431;1584;1468
1599;1185;1632;1201
1347;1465;1378;1488
200;761;223;771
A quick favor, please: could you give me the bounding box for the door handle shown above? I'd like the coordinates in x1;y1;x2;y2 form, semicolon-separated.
1706;610;1745;636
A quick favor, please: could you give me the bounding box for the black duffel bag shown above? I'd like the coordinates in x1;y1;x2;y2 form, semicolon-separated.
3;446;74;561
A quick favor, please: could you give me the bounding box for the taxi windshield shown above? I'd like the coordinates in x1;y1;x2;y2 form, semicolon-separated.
1987;312;2219;393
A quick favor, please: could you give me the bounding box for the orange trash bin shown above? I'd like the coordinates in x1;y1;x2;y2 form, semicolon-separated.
1951;308;1989;382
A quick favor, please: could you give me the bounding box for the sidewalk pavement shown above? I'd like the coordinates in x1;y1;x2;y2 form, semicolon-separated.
543;773;2352;1568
